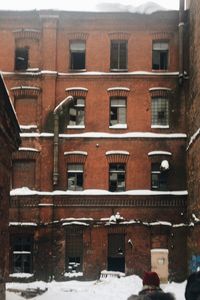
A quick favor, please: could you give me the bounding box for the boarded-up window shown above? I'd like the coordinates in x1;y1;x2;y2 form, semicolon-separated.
15;98;37;125
12;160;35;189
66;228;83;273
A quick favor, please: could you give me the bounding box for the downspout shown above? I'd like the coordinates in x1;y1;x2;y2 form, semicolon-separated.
53;96;73;186
178;0;185;85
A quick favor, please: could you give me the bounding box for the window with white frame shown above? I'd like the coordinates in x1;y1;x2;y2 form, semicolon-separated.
110;98;126;127
110;40;127;70
152;41;169;70
11;236;33;274
109;163;125;192
151;162;168;190
67;164;84;191
151;97;169;127
70;41;86;70
67;98;85;127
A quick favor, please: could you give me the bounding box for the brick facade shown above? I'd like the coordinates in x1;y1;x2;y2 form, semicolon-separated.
0;8;190;282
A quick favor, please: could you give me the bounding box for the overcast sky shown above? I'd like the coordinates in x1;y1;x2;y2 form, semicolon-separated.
0;0;179;11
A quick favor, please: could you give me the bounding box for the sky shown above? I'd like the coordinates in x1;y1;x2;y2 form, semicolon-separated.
0;0;179;11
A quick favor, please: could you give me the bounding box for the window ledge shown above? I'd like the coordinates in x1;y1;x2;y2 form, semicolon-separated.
110;69;128;72
109;124;127;129
67;125;85;129
69;69;87;72
151;125;169;129
152;69;169;72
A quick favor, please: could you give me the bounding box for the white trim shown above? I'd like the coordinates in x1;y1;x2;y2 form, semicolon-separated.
151;249;169;253
64;151;87;156
65;87;88;91
9;222;37;226
148;151;172;156
107;87;130;92
67;125;85;129
106;151;129;155
62;221;89;226
11;86;40;91
151;125;170;129
19;147;39;152
149;87;172;91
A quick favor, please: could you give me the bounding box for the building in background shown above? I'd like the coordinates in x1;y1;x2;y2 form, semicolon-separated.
0;2;189;283
0;74;20;299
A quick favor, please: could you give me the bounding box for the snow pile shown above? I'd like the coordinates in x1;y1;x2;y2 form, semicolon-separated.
96;1;166;14
6;275;186;300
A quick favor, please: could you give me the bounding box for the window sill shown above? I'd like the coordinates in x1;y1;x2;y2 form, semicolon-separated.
110;69;128;72
67;125;85;129
152;69;169;72
109;124;127;129
151;125;169;129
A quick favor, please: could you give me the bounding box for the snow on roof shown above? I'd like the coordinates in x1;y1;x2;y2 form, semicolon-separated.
107;87;130;91
62;221;89;226
64;151;87;156
19;147;39;152
106;151;129;155
9;222;37;226
148;151;172;156
10;187;188;196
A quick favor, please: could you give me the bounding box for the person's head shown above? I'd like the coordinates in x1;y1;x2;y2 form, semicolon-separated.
142;271;160;288
185;271;200;300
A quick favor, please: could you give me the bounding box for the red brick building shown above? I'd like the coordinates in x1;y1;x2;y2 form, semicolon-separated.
0;74;20;298
186;0;200;273
0;2;189;282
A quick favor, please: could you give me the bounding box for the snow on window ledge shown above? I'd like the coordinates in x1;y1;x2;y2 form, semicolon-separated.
106;151;129;155
151;249;169;253
64;272;83;278
151;125;169;129
67;125;85;129
19;147;39;152
9;273;34;278
64;151;87;156
109;124;127;129
148;151;172;156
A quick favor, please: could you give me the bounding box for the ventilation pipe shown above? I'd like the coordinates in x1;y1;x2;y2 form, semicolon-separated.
178;0;185;85
53;96;73;186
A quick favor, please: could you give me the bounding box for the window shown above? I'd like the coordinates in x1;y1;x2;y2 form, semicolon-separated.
67;164;83;191
15;98;37;125
109;163;125;192
70;41;86;70
15;47;29;70
66;229;83;273
11;236;33;274
151;97;169;127
110;40;127;70
152;41;168;70
110;98;126;127
151;162;167;190
67;98;85;127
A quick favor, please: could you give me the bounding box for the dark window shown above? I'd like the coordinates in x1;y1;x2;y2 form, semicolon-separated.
151;162;168;190
151;97;169;127
108;234;125;272
109;163;125;192
15;47;29;70
66;229;83;273
12;236;33;273
152;41;168;70
67;164;83;191
67;98;85;127
110;98;126;127
110;40;127;70
70;41;85;70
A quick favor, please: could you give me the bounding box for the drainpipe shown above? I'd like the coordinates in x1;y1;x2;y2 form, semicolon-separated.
53;96;73;186
178;0;185;85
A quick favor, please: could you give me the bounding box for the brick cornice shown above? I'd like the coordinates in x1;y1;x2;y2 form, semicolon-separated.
106;151;129;163
13;29;41;41
149;88;172;98
151;31;173;40
65;87;88;98
64;151;87;164
107;87;130;97
12;149;39;160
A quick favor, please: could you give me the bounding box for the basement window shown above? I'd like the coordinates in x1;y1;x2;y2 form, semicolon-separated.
152;41;168;70
109;163;126;192
70;41;86;70
11;236;33;274
110;40;127;71
67;164;84;191
15;47;29;70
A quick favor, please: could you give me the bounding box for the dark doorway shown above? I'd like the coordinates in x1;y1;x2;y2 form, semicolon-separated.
108;233;125;272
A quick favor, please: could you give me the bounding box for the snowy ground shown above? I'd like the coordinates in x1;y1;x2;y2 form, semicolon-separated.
6;275;186;300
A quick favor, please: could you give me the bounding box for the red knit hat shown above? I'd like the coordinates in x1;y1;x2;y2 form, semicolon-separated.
142;271;160;287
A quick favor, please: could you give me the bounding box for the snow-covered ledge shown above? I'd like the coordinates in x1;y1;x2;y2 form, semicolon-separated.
106;151;129;155
9;273;34;279
148;151;172;156
64;151;87;156
19;147;39;152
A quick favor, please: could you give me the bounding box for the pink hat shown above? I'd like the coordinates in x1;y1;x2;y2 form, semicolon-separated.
143;271;160;287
